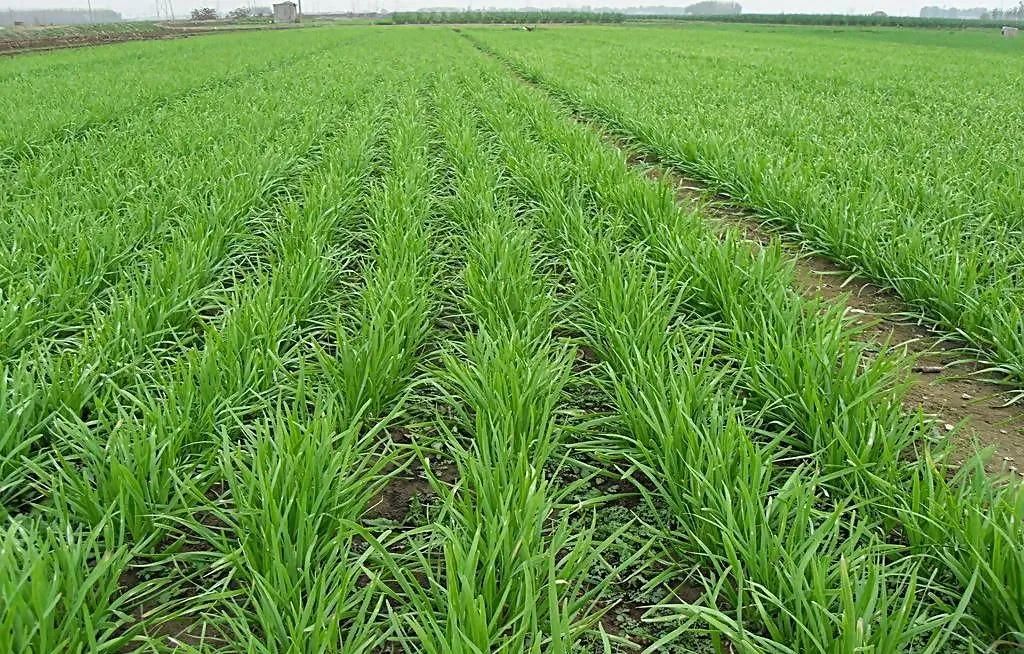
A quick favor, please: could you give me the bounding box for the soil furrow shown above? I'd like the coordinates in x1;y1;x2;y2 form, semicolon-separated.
629;147;1024;471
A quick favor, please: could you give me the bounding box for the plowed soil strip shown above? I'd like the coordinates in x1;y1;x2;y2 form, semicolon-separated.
470;40;1024;472
0;25;287;56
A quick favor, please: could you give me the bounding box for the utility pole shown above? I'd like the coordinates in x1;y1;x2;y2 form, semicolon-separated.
157;0;175;21
86;0;94;23
297;0;302;21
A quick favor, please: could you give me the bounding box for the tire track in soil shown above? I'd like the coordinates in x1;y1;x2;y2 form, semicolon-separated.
464;35;1024;475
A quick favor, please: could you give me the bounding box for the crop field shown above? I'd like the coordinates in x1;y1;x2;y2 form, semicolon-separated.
1;23;1022;653
469;25;1024;383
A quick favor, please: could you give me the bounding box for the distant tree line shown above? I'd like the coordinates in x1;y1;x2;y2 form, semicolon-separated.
388;10;625;24
675;11;1023;26
190;7;219;20
619;2;741;14
680;1;741;15
1;8;121;26
921;2;1024;19
387;4;1024;27
920;5;989;18
304;2;1020;26
189;6;273;20
388;2;740;24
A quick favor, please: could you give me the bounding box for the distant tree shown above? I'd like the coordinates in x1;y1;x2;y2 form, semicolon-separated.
190;7;219;19
871;9;887;16
1009;1;1024;17
227;5;252;18
920;5;988;18
253;5;273;15
684;1;742;15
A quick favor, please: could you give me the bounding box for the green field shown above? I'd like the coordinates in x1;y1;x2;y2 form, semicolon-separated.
1;23;1022;653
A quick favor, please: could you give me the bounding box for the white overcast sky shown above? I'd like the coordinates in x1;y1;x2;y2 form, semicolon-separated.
4;0;1020;23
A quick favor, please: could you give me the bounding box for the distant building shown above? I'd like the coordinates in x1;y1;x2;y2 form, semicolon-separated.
273;1;298;22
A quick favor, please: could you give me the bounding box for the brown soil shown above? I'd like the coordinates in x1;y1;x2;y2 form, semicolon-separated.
365;446;458;524
0;25;284;56
116;559;229;651
632;155;1024;474
598;597;650;646
0;30;198;55
366;474;437;522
